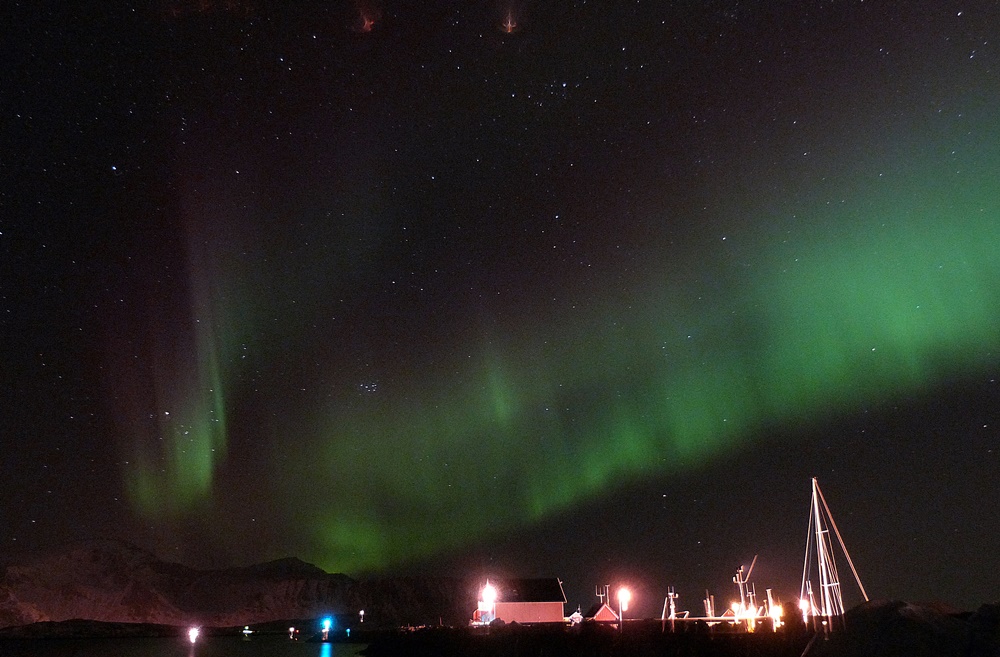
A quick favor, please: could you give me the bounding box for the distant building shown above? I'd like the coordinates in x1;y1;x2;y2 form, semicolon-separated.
583;602;619;623
473;578;567;624
584;586;621;624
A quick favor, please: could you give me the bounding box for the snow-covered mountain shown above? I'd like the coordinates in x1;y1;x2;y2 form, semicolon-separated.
0;539;353;628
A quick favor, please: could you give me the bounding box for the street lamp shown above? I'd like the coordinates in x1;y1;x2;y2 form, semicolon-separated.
617;587;631;633
481;581;498;624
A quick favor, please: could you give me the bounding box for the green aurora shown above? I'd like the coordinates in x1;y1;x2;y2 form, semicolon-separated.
297;121;1000;572
125;85;1000;576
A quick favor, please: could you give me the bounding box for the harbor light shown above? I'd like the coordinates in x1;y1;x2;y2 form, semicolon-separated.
479;581;498;624
188;627;200;644
770;604;784;630
617;587;631;633
321;617;333;641
482;582;498;606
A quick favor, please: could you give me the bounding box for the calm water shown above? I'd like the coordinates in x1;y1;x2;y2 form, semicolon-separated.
0;636;368;657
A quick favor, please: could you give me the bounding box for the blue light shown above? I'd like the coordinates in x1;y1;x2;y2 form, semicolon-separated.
322;617;333;632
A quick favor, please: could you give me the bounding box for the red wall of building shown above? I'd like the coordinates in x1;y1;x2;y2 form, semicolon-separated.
495;601;565;623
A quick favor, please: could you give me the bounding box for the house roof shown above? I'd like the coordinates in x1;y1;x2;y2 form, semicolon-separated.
583;602;619;620
490;578;567;603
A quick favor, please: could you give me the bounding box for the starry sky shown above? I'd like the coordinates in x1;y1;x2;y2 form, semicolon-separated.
4;0;1000;616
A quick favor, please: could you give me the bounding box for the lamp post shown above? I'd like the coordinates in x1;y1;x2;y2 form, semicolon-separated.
617;587;631;634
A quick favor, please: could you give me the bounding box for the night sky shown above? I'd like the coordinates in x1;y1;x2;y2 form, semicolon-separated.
4;0;999;616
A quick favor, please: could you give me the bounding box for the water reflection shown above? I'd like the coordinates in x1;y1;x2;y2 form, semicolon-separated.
0;636;367;657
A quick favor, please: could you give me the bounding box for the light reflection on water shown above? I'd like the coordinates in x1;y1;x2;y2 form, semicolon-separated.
0;636;367;657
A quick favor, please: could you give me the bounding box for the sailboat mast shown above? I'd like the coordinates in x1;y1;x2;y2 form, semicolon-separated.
811;478;832;617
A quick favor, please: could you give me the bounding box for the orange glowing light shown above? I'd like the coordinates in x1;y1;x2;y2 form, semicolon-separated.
352;3;380;33
617;587;631;612
482;581;498;605
502;13;516;33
